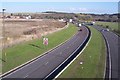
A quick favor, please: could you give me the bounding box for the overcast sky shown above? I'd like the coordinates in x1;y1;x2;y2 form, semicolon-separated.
1;2;119;14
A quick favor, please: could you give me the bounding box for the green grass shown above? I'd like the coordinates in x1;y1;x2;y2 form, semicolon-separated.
2;23;78;73
58;26;106;78
95;21;120;35
95;21;118;31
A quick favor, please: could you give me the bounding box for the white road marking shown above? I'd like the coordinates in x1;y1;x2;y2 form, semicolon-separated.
52;27;91;79
24;75;29;78
104;34;111;79
110;31;119;38
101;33;107;79
93;26;112;79
2;26;85;79
2;24;75;78
45;62;49;65
55;31;91;79
3;53;48;78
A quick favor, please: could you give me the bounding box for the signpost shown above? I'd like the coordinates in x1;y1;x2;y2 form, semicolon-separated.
43;37;48;46
43;37;48;50
2;9;6;62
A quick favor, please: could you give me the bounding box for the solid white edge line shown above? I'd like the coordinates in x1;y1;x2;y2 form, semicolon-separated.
54;29;92;79
94;29;107;79
1;23;74;78
103;36;107;79
104;35;111;79
44;26;89;79
92;26;111;79
110;31;119;38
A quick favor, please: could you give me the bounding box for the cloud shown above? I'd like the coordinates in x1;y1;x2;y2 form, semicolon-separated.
69;7;88;13
69;8;76;11
46;8;56;11
78;8;88;12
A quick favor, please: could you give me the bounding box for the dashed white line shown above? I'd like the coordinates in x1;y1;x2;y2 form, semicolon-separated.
54;29;92;79
24;75;29;78
2;24;73;78
45;62;49;65
110;31;118;38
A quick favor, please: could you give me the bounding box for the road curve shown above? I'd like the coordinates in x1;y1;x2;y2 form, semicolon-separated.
92;25;119;79
2;26;89;79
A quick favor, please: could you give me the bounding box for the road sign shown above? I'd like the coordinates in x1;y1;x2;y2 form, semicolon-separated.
43;38;48;45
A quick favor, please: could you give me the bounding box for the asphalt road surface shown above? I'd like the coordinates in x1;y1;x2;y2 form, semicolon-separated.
3;26;89;79
92;25;119;79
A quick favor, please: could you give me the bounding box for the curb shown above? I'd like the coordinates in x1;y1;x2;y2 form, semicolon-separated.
91;26;111;79
111;31;120;37
92;27;107;79
44;26;91;79
98;31;108;79
1;23;77;78
101;34;107;79
102;34;111;80
54;26;92;79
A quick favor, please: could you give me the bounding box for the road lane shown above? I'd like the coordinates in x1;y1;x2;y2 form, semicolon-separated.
102;31;119;78
92;25;119;79
3;26;89;79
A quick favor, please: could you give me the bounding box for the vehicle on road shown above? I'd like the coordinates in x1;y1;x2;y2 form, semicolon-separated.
102;29;109;32
78;28;82;31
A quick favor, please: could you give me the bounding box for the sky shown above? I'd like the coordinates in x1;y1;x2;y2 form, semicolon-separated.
1;2;119;14
1;0;119;2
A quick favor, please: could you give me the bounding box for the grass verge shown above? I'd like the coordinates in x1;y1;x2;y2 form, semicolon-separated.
58;26;106;78
2;23;78;73
95;21;120;35
95;21;118;30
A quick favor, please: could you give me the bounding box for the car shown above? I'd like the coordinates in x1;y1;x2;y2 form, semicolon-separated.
102;29;109;31
78;28;82;31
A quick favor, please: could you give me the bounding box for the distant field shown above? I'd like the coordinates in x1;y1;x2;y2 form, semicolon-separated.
2;23;78;73
58;26;106;78
95;21;118;30
0;19;66;48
